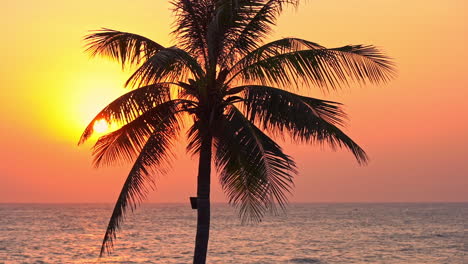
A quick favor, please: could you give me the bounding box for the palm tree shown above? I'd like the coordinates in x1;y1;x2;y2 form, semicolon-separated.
78;0;395;263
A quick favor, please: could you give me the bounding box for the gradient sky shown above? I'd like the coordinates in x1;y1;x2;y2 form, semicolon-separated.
1;0;467;203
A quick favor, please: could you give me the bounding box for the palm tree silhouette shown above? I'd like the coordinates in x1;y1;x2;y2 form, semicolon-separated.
79;1;395;263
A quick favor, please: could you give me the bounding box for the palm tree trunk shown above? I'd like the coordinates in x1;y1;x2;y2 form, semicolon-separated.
193;133;212;264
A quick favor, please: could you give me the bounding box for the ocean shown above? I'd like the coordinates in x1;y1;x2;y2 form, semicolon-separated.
0;203;466;263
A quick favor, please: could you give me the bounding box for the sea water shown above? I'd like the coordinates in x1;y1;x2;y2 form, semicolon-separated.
0;203;466;263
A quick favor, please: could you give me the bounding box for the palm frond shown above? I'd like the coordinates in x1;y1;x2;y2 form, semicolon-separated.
177;81;200;101
230;38;325;68
240;85;368;164
228;38;395;90
213;105;296;222
206;0;264;66
226;37;324;85
125;47;205;88
221;0;299;65
91;100;193;167
205;0;243;67
78;84;171;145
84;28;165;68
186;118;202;156
171;0;213;63
99;127;178;257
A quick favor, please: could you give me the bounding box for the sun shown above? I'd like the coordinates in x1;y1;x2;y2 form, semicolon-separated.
93;119;109;133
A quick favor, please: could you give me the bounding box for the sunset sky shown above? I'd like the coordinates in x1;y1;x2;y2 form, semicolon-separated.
1;0;467;203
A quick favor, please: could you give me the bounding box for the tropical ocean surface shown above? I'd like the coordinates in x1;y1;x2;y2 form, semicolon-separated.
0;203;466;264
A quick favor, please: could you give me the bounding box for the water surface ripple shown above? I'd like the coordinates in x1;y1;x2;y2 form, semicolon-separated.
0;203;466;263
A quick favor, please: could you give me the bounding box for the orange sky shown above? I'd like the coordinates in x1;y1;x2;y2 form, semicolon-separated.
1;0;467;203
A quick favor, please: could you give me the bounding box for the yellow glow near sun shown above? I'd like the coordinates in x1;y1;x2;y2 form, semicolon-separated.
52;69;129;141
93;119;109;133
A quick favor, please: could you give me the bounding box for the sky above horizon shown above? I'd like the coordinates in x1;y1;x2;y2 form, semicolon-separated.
1;0;467;203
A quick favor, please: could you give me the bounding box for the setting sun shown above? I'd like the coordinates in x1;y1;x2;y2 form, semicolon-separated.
93;119;108;133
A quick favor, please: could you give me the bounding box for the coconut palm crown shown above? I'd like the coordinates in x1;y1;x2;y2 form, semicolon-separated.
78;0;395;263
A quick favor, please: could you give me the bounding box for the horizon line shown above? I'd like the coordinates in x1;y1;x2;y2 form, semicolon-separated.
1;201;467;205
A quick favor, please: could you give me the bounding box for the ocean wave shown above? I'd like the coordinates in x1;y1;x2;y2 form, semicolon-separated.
289;257;322;263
